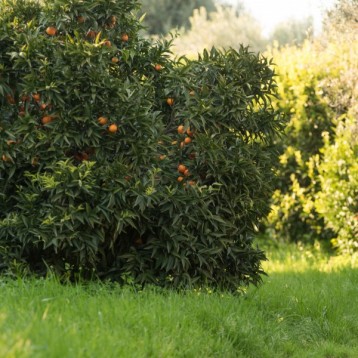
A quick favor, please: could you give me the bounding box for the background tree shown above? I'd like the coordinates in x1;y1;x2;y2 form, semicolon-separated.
172;5;266;56
269;17;313;47
139;0;216;35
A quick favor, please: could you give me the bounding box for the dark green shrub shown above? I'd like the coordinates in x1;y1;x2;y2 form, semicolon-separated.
0;0;283;289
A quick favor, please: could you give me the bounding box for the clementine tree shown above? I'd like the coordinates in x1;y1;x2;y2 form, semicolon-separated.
0;0;284;290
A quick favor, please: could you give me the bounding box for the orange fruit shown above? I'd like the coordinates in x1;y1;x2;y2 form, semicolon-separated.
108;123;118;133
177;176;184;182
86;30;97;39
109;15;117;24
177;125;185;134
188;180;196;186
6;94;15;104
103;40;111;47
180;141;185;149
121;33;129;42
154;64;162;71
178;164;186;173
1;154;11;162
111;57;119;63
77;16;85;24
159;154;166;160
184;169;190;176
41;115;54;125
184;137;192;144
32;93;41;102
45;26;57;36
166;97;174;106
186;128;194;137
98;116;108;125
39;103;47;111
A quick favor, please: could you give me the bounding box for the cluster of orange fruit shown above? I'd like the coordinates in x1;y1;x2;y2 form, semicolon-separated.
176;124;196;186
97;116;118;133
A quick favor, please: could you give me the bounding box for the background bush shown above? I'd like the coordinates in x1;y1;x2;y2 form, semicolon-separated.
265;20;358;252
0;0;283;289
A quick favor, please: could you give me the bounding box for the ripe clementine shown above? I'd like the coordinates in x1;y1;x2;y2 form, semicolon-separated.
39;103;47;111
108;123;118;133
184;169;190;176
121;33;129;42
188;180;196;186
32;93;41;102
186;128;194;137
177;176;184;182
45;26;57;36
177;125;185;134
41;115;54;125
98;116;108;125
108;15;117;24
2;154;10;162
86;30;97;39
178;164;186;173
6;94;15;104
77;16;85;24
184;137;192;144
166;97;174;106
103;40;111;47
154;64;162;71
111;57;119;63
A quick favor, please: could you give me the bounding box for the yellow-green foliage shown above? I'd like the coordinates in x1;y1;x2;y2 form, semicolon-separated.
265;38;358;248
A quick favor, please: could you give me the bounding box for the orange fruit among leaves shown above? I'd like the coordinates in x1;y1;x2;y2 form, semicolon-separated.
41;115;54;125
166;97;174;106
121;33;129;42
184;137;192;144
184;169;190;176
178;164;186;174
77;16;85;24
98;116;108;125
177;125;185;134
45;26;57;36
86;30;97;39
154;64;162;71
102;40;111;47
111;57;119;63
32;93;41;102
186;128;194;137
177;176;184;182
108;123;118;133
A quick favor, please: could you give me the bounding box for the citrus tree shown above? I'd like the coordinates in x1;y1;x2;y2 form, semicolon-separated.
0;0;283;290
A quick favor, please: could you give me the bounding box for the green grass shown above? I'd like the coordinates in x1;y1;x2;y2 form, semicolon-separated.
1;242;358;358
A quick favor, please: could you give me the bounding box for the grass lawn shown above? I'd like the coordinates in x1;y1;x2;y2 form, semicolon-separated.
1;242;357;358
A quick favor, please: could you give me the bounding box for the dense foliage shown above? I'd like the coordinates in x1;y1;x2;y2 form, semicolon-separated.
0;0;283;289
